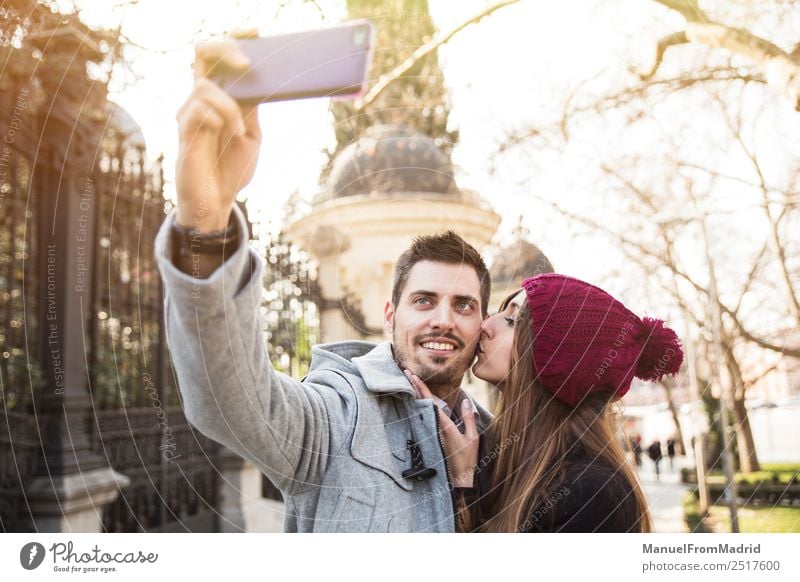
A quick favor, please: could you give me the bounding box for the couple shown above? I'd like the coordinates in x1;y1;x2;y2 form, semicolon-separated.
406;277;683;532
155;40;683;532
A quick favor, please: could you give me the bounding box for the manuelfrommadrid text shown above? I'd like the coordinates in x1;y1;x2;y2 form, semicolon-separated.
643;543;761;555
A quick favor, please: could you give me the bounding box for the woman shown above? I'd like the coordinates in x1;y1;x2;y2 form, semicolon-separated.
406;273;683;532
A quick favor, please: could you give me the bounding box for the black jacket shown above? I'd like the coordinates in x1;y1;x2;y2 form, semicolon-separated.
455;443;642;533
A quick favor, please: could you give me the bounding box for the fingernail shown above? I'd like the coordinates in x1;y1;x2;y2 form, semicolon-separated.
462;399;472;410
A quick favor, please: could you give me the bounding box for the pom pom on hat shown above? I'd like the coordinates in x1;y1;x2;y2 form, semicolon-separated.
634;317;684;381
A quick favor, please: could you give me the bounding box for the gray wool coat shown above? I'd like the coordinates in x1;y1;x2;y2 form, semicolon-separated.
154;205;492;532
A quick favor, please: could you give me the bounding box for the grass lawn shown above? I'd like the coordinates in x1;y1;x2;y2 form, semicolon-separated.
705;505;800;533
683;491;800;533
683;463;800;532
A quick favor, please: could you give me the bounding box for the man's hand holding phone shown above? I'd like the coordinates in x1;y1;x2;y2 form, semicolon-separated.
175;35;262;234
174;22;372;238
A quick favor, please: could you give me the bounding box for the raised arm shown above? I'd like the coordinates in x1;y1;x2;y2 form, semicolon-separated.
154;39;335;495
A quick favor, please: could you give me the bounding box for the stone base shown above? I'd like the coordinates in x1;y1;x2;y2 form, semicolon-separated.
218;454;278;532
25;467;130;532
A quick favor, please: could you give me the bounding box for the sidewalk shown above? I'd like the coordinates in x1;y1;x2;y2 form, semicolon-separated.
636;457;691;533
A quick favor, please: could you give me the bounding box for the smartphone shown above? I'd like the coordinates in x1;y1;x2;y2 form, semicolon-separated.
211;19;375;104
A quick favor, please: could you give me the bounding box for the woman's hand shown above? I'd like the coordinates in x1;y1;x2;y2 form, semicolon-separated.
404;370;480;488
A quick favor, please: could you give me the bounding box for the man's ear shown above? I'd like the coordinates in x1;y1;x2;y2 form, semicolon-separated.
383;301;395;335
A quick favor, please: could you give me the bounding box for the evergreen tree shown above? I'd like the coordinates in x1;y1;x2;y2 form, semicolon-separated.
324;0;458;178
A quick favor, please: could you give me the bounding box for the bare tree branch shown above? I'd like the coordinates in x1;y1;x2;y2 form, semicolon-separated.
354;0;521;111
500;69;762;153
733;241;769;318
652;0;800;110
601;164;660;212
725;113;800;320
743;361;781;389
640;31;689;80
533;195;800;358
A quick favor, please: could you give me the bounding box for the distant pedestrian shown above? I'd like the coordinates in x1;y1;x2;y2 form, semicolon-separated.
648;440;663;480
666;437;677;470
631;436;643;467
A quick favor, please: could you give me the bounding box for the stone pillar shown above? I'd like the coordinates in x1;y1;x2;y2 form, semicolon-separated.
26;137;126;532
307;225;360;342
215;447;286;532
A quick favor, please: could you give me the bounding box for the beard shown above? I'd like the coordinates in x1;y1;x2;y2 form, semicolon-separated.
392;330;474;390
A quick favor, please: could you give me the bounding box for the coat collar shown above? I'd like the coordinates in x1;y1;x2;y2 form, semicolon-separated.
352;341;416;396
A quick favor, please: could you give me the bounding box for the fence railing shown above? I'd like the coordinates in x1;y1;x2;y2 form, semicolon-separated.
0;86;223;531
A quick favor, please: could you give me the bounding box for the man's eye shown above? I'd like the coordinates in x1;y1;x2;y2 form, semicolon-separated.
414;297;431;305
456;302;473;311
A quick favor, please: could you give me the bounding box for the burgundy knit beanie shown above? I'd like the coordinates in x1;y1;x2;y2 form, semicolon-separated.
521;274;683;406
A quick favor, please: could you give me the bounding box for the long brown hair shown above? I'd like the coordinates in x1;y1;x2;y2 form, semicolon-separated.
463;298;652;533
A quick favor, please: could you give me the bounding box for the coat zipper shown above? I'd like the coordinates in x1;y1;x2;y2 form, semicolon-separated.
432;403;454;488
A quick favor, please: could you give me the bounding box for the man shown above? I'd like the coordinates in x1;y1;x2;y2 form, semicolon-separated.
648;440;663;481
154;41;492;532
666;437;676;470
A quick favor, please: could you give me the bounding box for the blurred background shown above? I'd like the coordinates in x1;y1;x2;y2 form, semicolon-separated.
1;0;798;533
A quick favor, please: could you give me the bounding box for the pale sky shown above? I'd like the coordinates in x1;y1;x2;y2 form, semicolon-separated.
67;0;633;267
64;0;800;325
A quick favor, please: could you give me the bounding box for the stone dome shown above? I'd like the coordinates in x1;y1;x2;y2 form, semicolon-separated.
490;238;554;287
325;124;459;201
105;101;146;149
